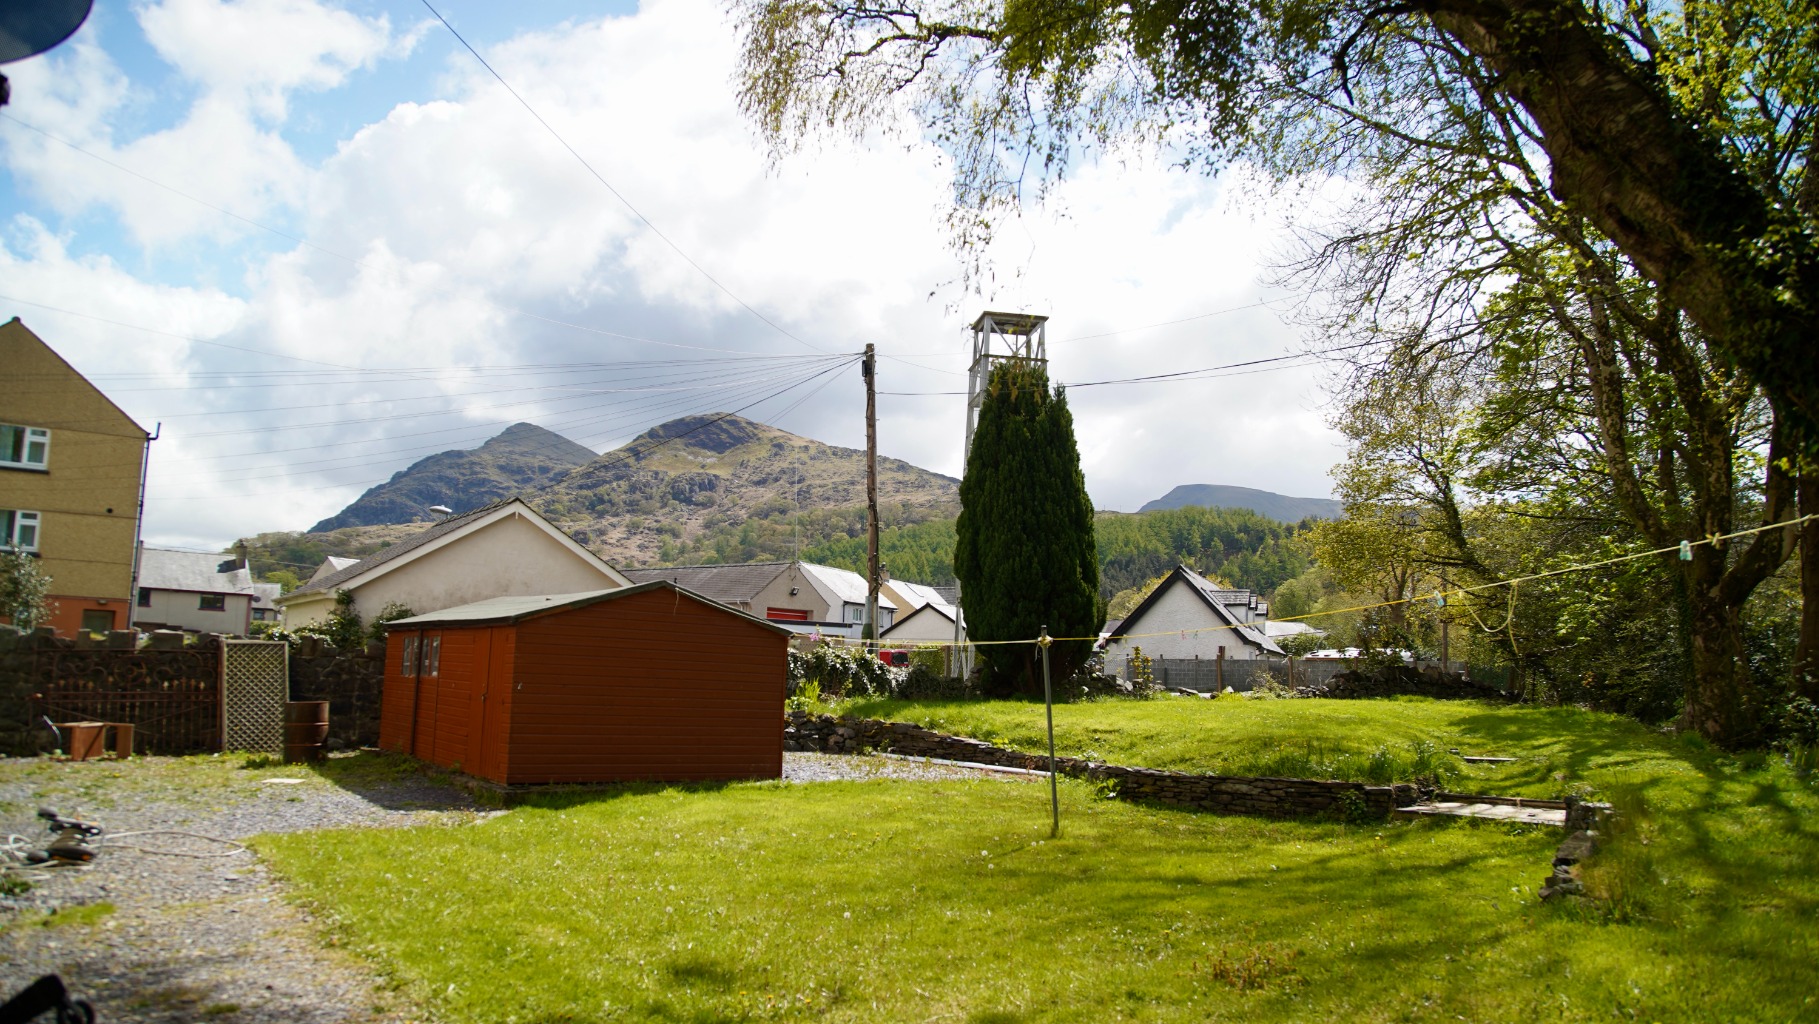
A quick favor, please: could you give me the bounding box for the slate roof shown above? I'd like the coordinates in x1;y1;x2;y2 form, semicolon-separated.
138;548;255;596
620;562;792;607
286;497;524;598
1106;564;1285;656
380;580;792;634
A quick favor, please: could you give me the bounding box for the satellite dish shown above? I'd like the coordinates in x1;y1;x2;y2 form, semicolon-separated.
0;0;94;65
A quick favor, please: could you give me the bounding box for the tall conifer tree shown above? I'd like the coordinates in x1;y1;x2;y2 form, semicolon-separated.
955;362;1102;693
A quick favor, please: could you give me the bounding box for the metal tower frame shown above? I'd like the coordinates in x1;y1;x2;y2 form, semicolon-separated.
963;311;1049;469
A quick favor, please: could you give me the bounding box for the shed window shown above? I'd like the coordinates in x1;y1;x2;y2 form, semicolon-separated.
425;634;441;676
199;594;226;611
0;509;40;552
0;425;49;470
401;636;419;675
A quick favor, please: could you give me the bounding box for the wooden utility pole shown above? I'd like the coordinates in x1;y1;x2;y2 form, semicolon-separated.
864;344;880;642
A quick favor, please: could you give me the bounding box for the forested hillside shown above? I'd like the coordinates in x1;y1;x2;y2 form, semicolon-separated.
805;505;1312;598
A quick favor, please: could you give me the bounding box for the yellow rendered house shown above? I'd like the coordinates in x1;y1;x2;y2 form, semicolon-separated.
0;318;151;635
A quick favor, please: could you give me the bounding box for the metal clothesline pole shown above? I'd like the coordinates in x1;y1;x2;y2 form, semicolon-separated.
1040;625;1058;837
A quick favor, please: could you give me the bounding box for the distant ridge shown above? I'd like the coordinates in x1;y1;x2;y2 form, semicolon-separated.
1139;484;1340;522
309;422;596;532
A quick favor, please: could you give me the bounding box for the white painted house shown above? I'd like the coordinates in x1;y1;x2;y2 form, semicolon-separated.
135;547;265;634
276;498;632;628
1102;564;1284;676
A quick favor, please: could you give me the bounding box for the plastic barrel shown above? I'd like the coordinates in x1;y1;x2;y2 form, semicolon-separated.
283;700;330;763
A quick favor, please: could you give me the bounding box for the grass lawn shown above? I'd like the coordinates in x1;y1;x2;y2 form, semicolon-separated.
842;695;1682;798
258;697;1819;1023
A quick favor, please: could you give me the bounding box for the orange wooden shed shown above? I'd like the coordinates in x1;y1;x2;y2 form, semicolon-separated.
378;581;791;785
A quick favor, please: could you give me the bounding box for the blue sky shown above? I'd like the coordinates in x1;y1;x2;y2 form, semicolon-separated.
1;0;1342;552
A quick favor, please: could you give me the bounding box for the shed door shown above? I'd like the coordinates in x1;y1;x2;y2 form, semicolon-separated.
412;632;441;759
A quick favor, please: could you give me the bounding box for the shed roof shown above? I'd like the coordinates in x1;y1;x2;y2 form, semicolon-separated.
380;579;794;634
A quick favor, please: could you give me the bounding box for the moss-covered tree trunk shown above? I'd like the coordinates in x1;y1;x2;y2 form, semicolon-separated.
954;363;1102;695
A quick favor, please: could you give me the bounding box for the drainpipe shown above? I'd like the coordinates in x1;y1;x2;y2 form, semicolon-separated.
125;423;158;630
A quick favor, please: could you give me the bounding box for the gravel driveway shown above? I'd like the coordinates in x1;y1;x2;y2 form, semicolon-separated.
1;750;1022;1023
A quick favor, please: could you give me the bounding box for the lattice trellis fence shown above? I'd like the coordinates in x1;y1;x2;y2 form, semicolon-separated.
221;640;289;753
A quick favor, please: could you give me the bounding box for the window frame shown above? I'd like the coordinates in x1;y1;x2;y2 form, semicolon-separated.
0;509;41;553
198;593;227;612
0;424;50;470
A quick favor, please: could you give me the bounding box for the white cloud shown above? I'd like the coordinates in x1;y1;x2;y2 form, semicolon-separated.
137;0;397;120
2;0;1342;552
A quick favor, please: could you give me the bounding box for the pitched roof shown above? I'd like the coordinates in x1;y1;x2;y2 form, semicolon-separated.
138;548;255;595
380;579;793;634
800;562;896;609
618;560;897;611
1106;564;1284;656
620;562;791;606
880;601;962;639
886;579;952;612
308;556;360;583
281;497;627;601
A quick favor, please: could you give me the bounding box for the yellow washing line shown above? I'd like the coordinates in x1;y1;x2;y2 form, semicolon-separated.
853;512;1816;651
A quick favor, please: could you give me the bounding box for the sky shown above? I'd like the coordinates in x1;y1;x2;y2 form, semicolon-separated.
1;0;1347;553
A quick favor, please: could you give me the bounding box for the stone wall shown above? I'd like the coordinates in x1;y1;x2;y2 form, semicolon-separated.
287;643;385;748
785;711;1419;819
1;626;385;755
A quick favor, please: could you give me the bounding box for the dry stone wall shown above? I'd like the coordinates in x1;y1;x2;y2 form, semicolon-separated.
785;711;1419;819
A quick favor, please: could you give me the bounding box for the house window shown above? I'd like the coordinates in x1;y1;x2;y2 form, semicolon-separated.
81;609;115;634
0;509;40;552
199;594;226;612
844;602;864;623
0;425;49;470
138;588;152;607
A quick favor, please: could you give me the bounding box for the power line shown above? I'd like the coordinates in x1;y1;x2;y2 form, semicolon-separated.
877;340;1378;395
147;355;861;500
416;0;829;356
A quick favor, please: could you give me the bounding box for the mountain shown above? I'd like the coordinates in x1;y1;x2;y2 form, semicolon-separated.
537;414;958;565
1138;484;1341;522
309;422;598;532
283;414;959;569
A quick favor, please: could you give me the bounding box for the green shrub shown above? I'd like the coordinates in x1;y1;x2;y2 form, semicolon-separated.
788;644;895;698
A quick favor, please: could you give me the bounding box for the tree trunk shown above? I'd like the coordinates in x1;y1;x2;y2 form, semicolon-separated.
1680;582;1764;747
1795;472;1819;703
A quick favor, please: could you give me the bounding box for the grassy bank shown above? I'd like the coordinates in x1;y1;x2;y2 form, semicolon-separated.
840;695;1684;797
